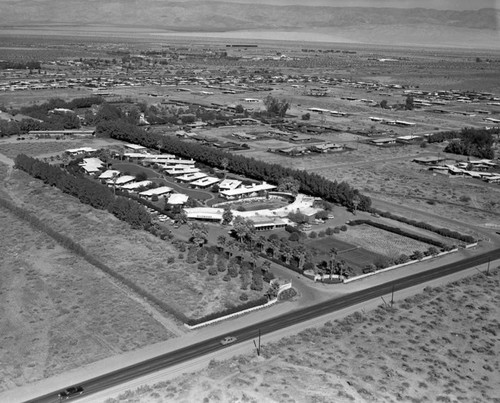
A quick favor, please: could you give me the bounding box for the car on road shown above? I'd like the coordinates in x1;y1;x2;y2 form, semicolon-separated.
220;336;237;345
58;386;84;399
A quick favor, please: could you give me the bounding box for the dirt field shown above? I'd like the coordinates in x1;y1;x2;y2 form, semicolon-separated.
104;269;500;403
0;207;175;392
0;164;265;321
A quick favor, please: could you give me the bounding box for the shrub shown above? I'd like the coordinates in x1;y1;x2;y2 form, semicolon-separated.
340;225;348;231
222;275;231;282
318;230;326;238
289;232;300;242
325;227;334;236
309;231;317;239
333;227;340;234
167;256;175;264
208;266;218;276
239;293;249;301
198;262;207;271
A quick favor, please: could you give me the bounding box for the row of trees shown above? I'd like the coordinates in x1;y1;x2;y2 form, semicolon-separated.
97;118;371;211
443;127;496;159
14;154;151;229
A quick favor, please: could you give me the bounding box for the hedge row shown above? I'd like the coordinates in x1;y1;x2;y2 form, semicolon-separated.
348;219;445;248
14;154;151;230
370;208;476;243
185;296;269;326
0;196;189;323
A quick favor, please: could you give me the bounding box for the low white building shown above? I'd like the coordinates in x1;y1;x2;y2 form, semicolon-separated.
218;179;242;191
139;186;173;199
176;172;207;182
220;181;276;199
184;207;224;223
98;170;120;180
121;180;152;191
79;158;104;174
190;176;220;189
111;175;136;186
167;193;189;205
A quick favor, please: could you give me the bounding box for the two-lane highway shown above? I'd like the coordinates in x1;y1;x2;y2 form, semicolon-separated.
27;248;500;403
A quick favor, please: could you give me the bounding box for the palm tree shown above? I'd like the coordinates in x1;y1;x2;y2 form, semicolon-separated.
221;157;229;178
217;235;227;252
352;194;361;215
328;247;338;280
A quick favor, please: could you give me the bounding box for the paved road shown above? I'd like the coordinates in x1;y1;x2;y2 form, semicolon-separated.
26;248;500;403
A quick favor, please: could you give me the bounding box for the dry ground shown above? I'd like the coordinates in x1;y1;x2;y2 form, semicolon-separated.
104;269;500;403
0;163;264;321
0;207;175;393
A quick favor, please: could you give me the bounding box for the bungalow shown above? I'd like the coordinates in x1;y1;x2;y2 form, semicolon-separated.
123;144;148;153
310;143;344;153
28;129;95;138
167;193;189;205
251;217;288;231
111;175;136;186
164;166;200;175
218;179;242;192
139;186;172;199
65;147;97;156
369;138;397;146
176;172;208;183
121;180;152;191
183;207;224;223
220;181;276;200
396;135;423;143
412;156;446;165
232;131;257;140
79;158;104;175
190;176;220;189
98;169;121;180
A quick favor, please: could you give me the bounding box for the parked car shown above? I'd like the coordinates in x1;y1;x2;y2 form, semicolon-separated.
220;336;237;345
58;386;84;399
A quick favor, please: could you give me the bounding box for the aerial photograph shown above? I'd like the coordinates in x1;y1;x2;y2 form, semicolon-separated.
0;0;499;402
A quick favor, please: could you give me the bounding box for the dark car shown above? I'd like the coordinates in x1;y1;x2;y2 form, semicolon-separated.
58;386;84;399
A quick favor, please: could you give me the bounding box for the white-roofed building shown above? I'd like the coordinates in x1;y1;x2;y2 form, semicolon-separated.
123;144;147;152
164;166;200;175
112;175;136;185
121;180;152;190
66;147;97;155
184;207;224;223
218;179;242;191
190;176;220;189
139;186;173;199
98;170;121;180
79;158;104;174
176;172;207;182
220;181;276;199
167;193;189;205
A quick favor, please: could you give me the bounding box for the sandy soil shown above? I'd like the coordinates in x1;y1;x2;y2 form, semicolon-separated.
101;269;500;403
0;208;175;393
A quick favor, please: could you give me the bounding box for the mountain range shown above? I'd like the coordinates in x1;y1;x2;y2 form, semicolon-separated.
0;0;498;31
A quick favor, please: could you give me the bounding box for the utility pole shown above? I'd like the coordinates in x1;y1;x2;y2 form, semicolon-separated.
390;285;395;308
253;329;261;356
487;259;490;275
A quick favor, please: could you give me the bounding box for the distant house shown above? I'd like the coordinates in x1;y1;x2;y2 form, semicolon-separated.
190;176;220;189
167;193;189;205
98;169;121;180
65;147;97;156
176;172;208;183
369;138;397;146
183;207;224;223
123;144;147;153
121;180;152;191
28;129;95;138
220;181;276;200
79;158;104;175
232;131;256;140
111;175;136;186
139;186;172;199
218;179;242;192
412;156;446;165
310;143;344;153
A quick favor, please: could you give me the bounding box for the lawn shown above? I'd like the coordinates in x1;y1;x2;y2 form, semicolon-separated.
336;224;434;259
305;236;385;271
0;139;87;159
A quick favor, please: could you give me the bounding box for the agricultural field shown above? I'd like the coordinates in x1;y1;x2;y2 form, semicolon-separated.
336;224;435;258
104;270;500;403
1;167;266;321
0;140;88;159
0;207;175;393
